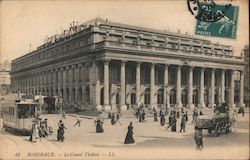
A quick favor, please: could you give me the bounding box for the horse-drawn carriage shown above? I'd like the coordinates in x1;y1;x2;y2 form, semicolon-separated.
194;104;237;137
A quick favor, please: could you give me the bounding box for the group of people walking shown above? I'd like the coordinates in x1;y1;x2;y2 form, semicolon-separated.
136;104;146;123
109;111;122;125
30;116;52;142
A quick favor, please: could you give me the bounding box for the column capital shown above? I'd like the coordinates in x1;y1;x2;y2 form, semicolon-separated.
78;64;83;68
239;70;244;74
121;60;127;63
151;63;156;67
189;65;194;69
71;65;76;69
103;58;111;62
164;63;169;67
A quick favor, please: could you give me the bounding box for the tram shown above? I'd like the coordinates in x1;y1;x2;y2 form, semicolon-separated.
2;94;39;135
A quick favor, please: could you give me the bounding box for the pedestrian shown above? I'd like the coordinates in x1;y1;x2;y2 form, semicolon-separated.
138;108;143;122
116;112;122;125
136;108;139;119
153;108;158;122
142;109;146;122
184;111;188;122
124;122;135;144
171;115;177;132
95;118;104;133
240;105;245;117
30;120;39;142
192;108;199;123
108;111;112;119
194;126;203;150
57;120;66;142
166;113;173;129
180;115;187;132
160;114;165;126
111;113;116;125
74;115;81;127
62;110;66;119
39;119;48;137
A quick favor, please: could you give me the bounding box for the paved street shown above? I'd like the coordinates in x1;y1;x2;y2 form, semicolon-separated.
0;111;249;160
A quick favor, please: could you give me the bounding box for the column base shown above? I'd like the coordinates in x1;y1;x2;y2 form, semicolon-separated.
120;104;127;111
199;102;206;108
240;103;245;108
209;103;216;108
96;105;102;111
165;103;170;109
175;102;183;108
104;105;111;111
188;104;195;110
230;103;236;108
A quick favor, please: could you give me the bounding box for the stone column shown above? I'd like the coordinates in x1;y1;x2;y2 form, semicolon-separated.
68;66;73;105
120;61;127;110
188;66;194;109
150;63;156;109
104;60;111;111
53;70;57;96
58;69;62;96
164;64;170;108
199;67;206;108
210;68;215;108
221;69;225;103
240;71;245;107
230;70;235;108
63;67;67;104
75;65;79;105
176;65;182;108
136;62;141;105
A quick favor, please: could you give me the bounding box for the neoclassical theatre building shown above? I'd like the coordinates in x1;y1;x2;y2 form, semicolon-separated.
11;18;245;111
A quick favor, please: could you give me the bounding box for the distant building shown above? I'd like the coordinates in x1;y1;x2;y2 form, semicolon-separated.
243;45;249;107
0;60;11;95
10;18;245;111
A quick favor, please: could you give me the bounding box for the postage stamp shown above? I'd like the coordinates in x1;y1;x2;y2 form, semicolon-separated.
195;4;239;39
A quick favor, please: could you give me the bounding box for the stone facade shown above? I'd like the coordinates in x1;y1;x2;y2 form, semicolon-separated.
243;45;249;107
0;60;11;95
10;18;245;111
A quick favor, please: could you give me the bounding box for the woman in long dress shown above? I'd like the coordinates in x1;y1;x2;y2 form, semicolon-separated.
30;121;39;142
171;116;177;132
57;121;66;142
95;118;104;133
124;122;135;144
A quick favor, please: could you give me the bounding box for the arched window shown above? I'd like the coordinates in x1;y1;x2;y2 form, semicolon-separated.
100;88;104;105
157;89;164;104
193;89;198;106
170;89;176;105
144;88;150;105
181;89;188;107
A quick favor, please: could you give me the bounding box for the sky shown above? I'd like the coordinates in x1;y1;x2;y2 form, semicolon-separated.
0;0;249;62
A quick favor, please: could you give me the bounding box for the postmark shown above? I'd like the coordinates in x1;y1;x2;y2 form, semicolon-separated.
187;0;232;22
195;4;238;39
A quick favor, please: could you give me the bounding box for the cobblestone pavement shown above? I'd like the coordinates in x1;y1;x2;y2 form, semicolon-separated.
0;111;249;160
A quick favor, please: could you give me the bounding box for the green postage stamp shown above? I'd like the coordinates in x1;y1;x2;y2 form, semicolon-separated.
195;4;239;39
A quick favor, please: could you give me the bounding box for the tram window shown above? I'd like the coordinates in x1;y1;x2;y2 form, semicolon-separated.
18;104;36;118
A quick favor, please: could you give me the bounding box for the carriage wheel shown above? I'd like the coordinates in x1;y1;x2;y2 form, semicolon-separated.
215;122;222;136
